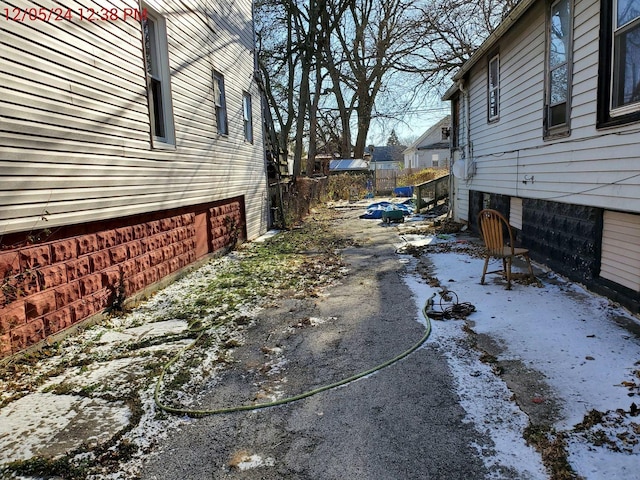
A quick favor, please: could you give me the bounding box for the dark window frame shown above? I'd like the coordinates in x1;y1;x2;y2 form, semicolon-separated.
451;95;460;149
597;0;640;128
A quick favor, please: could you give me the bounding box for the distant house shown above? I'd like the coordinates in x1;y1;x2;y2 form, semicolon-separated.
366;145;406;171
403;116;451;169
0;0;268;356
443;0;640;311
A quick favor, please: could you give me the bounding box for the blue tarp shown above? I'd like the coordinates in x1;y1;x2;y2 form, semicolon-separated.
394;186;414;197
360;201;414;219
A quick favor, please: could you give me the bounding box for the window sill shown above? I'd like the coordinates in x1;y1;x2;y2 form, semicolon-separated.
151;138;177;150
597;109;640;129
543;127;570;140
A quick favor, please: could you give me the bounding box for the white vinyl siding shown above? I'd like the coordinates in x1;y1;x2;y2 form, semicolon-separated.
0;0;268;240
571;0;601;130
601;211;640;291
451;0;640;216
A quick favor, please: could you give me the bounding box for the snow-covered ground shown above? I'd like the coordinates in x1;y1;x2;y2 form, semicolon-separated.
401;234;640;479
1;219;639;479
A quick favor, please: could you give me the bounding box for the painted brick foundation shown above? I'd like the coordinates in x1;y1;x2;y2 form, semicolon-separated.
0;197;246;357
522;199;602;284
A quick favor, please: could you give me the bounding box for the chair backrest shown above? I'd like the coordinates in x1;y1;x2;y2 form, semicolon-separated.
478;209;515;256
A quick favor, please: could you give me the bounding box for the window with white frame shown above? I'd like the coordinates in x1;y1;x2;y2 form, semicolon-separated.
545;0;572;136
213;71;228;135
598;0;640;126
243;92;253;143
142;6;174;146
488;54;500;121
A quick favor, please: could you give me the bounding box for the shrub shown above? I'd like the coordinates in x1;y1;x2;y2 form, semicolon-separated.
327;173;372;201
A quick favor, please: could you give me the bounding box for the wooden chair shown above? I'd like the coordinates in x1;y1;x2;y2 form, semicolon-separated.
478;209;535;289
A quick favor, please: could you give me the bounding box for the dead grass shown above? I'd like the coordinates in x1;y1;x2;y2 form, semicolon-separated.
523;425;584;480
396;167;448;187
327;173;371;201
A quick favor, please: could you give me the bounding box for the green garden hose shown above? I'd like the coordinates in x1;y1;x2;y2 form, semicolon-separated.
154;298;435;417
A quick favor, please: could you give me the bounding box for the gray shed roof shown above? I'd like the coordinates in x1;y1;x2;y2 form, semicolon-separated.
329;159;370;172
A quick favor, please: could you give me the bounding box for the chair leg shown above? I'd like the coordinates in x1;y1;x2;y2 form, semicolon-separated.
481;256;490;285
505;257;512;290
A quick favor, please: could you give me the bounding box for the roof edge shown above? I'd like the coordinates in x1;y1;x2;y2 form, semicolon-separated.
442;0;538;101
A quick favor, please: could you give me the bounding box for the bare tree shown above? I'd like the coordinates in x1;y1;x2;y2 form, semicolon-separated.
256;0;300;167
326;0;430;158
414;0;516;86
257;0;334;178
255;0;516;175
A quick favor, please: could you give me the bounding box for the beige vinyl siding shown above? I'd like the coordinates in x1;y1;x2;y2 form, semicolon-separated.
456;0;640;216
601;211;640;291
510;197;523;229
1;0;268;240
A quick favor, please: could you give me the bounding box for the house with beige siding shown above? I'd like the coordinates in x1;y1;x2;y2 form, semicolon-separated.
444;0;640;311
0;0;268;355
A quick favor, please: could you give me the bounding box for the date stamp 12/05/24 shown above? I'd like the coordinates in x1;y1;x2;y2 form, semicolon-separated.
2;6;148;22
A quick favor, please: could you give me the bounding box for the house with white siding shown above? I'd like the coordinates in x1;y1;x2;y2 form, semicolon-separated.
0;0;268;355
443;0;640;311
402;116;451;169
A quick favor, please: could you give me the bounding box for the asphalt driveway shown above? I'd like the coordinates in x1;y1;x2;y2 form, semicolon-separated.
139;207;502;479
